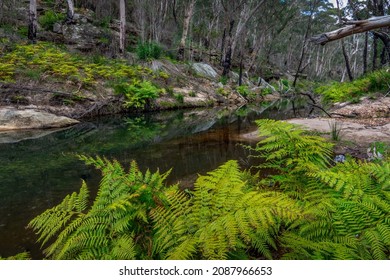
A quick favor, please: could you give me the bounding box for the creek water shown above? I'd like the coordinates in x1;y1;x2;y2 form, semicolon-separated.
0;100;306;259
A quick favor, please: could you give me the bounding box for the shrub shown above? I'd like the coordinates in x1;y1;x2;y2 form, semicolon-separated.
39;10;65;30
136;42;163;60
315;69;390;103
114;80;161;108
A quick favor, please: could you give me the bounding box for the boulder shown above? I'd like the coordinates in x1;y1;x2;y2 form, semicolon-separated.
192;63;219;80
0;107;79;131
62;23;103;51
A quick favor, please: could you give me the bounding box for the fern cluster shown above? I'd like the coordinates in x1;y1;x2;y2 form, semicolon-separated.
28;156;174;260
27;120;390;260
151;160;301;259
252;120;390;260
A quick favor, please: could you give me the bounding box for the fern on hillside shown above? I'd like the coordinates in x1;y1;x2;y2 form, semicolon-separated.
151;160;302;260
28;156;175;260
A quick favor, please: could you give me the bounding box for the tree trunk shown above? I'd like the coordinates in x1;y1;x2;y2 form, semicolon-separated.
119;0;126;54
341;41;354;81
222;19;234;77
311;15;390;45
28;0;37;43
293;1;317;87
373;35;378;70
363;32;368;74
372;31;390;64
238;51;243;86
178;0;196;61
65;0;75;23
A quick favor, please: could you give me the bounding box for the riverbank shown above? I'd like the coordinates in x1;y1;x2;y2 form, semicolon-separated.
242;97;390;159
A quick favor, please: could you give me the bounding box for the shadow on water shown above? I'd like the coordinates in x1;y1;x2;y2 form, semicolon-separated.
0;99;309;259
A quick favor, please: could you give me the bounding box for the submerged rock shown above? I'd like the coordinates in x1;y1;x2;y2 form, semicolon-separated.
0;107;79;131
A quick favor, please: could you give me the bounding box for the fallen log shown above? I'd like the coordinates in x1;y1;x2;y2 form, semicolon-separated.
311;16;390;45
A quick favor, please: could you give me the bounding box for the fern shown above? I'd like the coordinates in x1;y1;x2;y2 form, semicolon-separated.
0;252;30;260
28;156;174;260
152;160;302;260
253;120;390;260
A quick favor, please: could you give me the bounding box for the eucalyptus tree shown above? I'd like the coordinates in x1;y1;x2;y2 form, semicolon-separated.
65;0;75;22
177;0;197;60
28;0;37;43
119;0;126;54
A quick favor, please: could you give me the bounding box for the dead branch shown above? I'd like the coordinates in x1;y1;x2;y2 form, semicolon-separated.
311;16;390;45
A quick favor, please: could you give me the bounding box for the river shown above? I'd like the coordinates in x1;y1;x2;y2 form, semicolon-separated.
0;100;306;259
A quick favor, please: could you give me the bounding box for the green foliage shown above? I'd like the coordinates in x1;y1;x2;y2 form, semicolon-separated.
136;42;163;60
236;85;250;97
28;156;174;260
252;120;390;260
328;120;343;141
28;120;390;260
0;252;30;260
114;80;161;108
39;10;65;30
261;87;273;95
216;87;228;96
151;160;301;260
315;69;390;103
174;93;184;104
219;76;228;85
0;42;155;96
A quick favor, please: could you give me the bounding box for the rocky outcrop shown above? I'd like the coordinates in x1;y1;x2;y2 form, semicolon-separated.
191;63;219;79
0;107;79;131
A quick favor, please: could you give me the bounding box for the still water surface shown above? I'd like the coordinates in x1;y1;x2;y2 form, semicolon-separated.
0;101;303;259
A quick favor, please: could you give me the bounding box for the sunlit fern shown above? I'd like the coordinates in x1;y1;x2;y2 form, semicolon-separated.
151;160;302;260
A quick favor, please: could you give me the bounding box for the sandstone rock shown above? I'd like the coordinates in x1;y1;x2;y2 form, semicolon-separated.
192;63;219;80
0;107;79;131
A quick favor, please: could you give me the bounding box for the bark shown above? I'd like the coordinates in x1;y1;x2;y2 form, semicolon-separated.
28;0;37;43
65;0;75;23
222;20;234;77
363;32;368;74
341;41;354;81
119;0;126;54
372;31;390;64
373;35;378;70
178;0;196;61
311;16;390;45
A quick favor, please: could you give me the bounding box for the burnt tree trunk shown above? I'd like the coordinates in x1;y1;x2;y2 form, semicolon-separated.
222;20;234;77
341;41;354;81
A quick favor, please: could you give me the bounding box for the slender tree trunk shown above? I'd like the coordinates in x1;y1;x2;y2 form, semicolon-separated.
341;41;354;81
65;0;75;23
28;0;37;43
178;0;196;61
238;51;243;86
220;27;226;66
222;19;234;77
293;1;317;87
363;32;368;74
119;0;126;54
373;35;378;70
